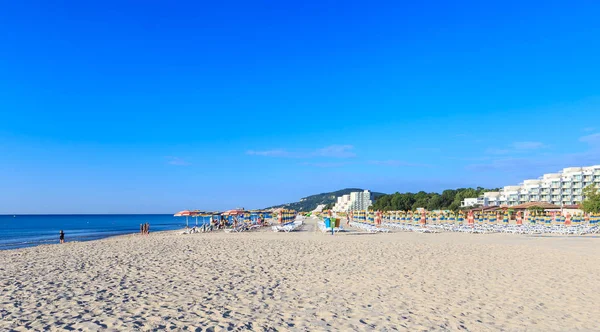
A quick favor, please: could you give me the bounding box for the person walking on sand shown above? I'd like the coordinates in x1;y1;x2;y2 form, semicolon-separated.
59;230;65;244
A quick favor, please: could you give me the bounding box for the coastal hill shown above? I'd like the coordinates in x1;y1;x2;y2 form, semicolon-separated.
267;188;385;212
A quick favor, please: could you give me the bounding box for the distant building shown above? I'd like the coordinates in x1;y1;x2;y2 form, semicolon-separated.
461;192;501;207
461;165;600;207
332;190;373;212
461;198;479;208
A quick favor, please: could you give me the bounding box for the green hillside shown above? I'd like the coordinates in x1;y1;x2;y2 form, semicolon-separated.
267;188;385;212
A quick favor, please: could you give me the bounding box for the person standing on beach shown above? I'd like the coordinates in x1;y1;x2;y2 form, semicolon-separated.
140;224;143;235
146;223;150;235
59;230;65;244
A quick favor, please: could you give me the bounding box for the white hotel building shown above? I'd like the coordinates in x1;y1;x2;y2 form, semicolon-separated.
462;165;600;207
332;190;373;212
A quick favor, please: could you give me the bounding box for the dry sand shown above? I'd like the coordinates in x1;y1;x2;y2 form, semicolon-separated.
2;217;600;331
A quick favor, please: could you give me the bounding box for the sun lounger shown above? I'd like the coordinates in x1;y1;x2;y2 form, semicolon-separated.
272;221;303;232
224;223;248;233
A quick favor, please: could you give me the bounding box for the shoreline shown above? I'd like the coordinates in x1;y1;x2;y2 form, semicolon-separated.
0;228;185;252
0;214;188;251
4;220;600;252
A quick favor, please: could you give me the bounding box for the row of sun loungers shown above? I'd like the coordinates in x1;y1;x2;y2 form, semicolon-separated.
381;222;600;235
381;222;439;233
182;223;263;234
181;225;214;234
224;223;262;233
272;218;304;232
349;221;390;233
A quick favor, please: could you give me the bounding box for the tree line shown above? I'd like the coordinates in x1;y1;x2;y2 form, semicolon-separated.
370;187;499;212
583;185;600;213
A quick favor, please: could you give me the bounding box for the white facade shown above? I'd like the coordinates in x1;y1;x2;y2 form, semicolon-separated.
461;198;479;208
462;165;600;207
332;190;373;212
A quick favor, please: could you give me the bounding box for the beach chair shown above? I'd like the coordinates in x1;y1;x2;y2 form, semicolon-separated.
272;220;302;232
224;223;247;233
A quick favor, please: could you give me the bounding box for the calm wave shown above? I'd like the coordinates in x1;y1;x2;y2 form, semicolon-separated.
0;214;200;250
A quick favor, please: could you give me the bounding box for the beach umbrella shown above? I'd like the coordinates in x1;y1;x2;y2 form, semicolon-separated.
174;210;192;217
190;210;206;226
228;209;246;224
222;209;244;216
467;210;474;227
174;210;193;227
565;213;572;226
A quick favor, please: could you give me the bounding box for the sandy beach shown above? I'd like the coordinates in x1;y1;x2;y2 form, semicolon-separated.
2;217;600;331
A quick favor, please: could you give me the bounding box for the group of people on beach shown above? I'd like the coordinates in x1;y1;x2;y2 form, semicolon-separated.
203;215;265;230
140;223;150;235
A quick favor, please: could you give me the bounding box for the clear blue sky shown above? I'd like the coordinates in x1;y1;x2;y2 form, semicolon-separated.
1;1;600;213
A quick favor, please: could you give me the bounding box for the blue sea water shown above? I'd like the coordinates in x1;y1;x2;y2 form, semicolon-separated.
0;214;209;250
